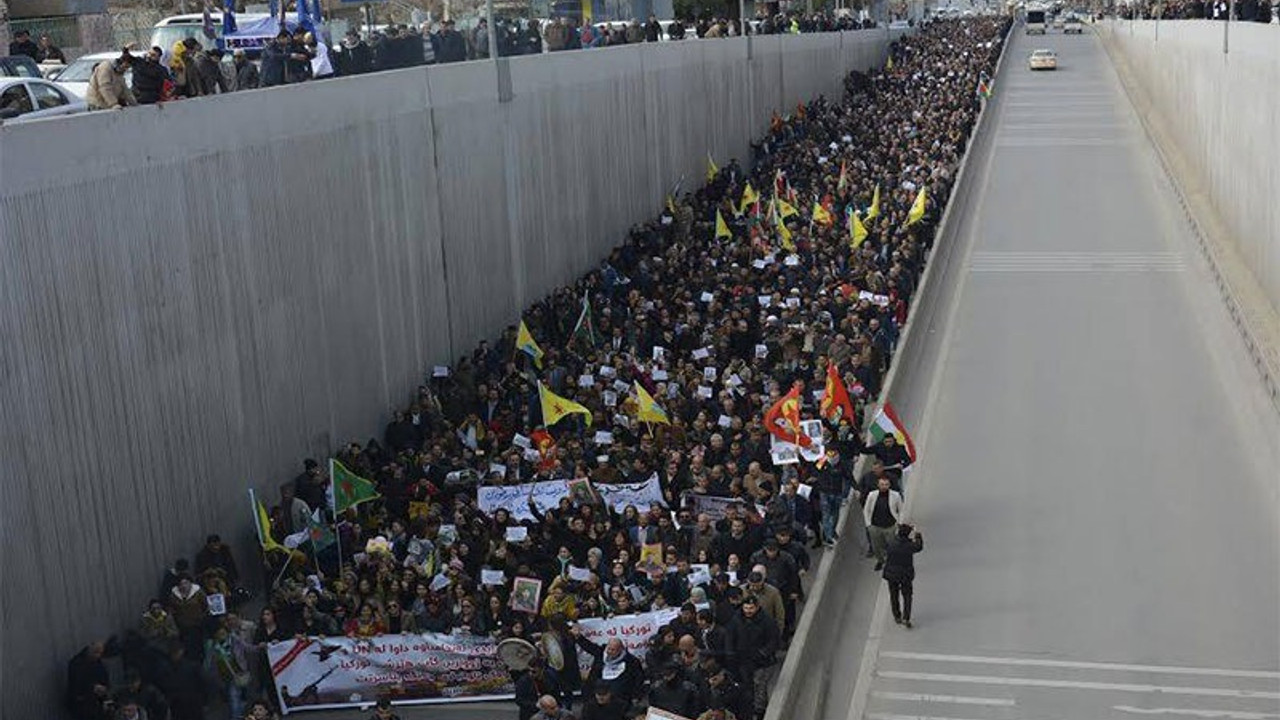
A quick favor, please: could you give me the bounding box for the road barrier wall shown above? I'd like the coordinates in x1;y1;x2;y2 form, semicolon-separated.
0;32;899;718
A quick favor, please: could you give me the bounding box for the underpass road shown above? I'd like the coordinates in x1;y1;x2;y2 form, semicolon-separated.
857;24;1280;720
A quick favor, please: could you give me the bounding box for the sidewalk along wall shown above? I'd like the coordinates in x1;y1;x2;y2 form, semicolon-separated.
0;31;897;719
1103;20;1280;314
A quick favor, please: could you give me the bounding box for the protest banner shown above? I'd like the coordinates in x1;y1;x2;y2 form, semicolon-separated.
679;493;743;521
574;608;679;676
267;633;512;712
477;480;567;521
593;474;666;512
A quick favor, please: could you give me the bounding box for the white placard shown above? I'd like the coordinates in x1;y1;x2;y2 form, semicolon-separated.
569;566;593;582
430;573;451;592
613;380;631;394
784;254;800;266
603;390;618;407
692;348;710;360
489;462;508;477
652;369;669;381
727;571;739;586
703;366;717;381
688;570;712;587
599;366;617;378
206;593;226;616
505;526;529;542
432;365;450;377
523;448;542;462
786;297;801;309
728;373;743;387
481;569;506;586
513;434;532;450
700;291;714;303
579;374;595;388
752;259;767;270
757;295;772;307
594;431;615;445
797;483;813;499
755;344;769;359
697;386;714;399
661;216;673;225
653;346;666;361
717;414;733;428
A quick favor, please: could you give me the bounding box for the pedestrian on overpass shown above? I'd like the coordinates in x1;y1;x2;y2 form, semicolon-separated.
862;476;904;570
882;524;923;628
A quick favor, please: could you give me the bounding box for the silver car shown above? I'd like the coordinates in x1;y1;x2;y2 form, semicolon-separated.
0;76;88;122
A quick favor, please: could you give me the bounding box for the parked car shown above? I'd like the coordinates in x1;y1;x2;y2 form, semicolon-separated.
0;76;88;122
0;54;43;78
47;52;129;100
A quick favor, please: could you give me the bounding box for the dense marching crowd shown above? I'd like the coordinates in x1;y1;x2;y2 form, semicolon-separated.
65;16;1010;720
60;10;900;109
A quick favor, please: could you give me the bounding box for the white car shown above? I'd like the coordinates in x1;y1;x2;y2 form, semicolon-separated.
0;76;88;122
1063;15;1084;33
47;51;128;100
1029;48;1058;70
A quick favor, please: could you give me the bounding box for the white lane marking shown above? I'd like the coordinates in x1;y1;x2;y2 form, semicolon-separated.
880;651;1280;679
869;714;1024;720
1114;705;1280;719
872;691;1015;706
875;671;1280;700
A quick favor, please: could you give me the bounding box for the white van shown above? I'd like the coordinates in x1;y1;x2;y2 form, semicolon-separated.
1025;9;1047;33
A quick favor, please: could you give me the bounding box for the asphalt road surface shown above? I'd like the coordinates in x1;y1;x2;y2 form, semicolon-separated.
849;23;1280;720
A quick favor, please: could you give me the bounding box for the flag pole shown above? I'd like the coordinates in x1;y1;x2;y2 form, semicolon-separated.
329;458;345;574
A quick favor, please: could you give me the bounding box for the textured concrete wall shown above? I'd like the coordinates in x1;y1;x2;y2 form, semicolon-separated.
0;31;897;717
1103;20;1280;313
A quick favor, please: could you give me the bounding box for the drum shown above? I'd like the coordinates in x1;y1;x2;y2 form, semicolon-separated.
540;632;566;672
496;637;538;671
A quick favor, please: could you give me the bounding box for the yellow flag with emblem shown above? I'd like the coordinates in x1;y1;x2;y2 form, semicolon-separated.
539;381;593;427
906;186;927;227
739;183;759;215
516;320;544;369
634;381;671;425
812;201;833;227
849;210;868;248
715;209;732;240
706;153;719;182
866;185;881;220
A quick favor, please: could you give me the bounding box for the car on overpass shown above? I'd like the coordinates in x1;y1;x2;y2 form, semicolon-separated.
1064;15;1083;32
1029;48;1058;70
0;76;88;122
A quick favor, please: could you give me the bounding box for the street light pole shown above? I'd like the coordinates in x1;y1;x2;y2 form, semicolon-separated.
1224;0;1233;53
486;0;498;59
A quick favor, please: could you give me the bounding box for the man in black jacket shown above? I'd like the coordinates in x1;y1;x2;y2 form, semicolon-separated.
882;524;924;628
648;662;700;717
644;14;663;41
728;595;779;719
131;47;170;104
574;632;645;709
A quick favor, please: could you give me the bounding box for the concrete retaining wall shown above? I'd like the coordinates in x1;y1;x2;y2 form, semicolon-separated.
1102;20;1280;313
0;31;898;718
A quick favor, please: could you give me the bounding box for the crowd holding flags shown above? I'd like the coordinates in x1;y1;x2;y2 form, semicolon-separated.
516;320;545;368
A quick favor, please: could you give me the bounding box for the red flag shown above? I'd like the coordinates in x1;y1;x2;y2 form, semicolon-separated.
530;429;557;471
820;362;856;425
764;384;811;447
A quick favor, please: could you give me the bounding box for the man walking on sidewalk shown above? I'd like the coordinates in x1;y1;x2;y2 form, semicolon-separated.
862;476;903;570
883;524;924;628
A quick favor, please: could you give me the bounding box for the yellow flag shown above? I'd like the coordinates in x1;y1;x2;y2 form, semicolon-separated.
886;55;894;70
255;500;287;555
812;201;833;226
715;209;732;239
776;197;799;219
539;381;593;427
739;183;759;215
776;214;795;251
516;320;544;369
907;186;927;227
634;381;671;425
866;185;881;220
665;194;676;215
849;210;868;248
707;153;719;182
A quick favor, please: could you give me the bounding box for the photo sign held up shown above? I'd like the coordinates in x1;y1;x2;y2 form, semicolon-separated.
477;476;665;521
770;419;825;465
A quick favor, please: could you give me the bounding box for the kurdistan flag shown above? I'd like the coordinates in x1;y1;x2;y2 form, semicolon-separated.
868;402;917;466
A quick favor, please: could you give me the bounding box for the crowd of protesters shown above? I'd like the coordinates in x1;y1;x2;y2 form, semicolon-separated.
1115;0;1278;19
66;16;1010;720
69;8;913;109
